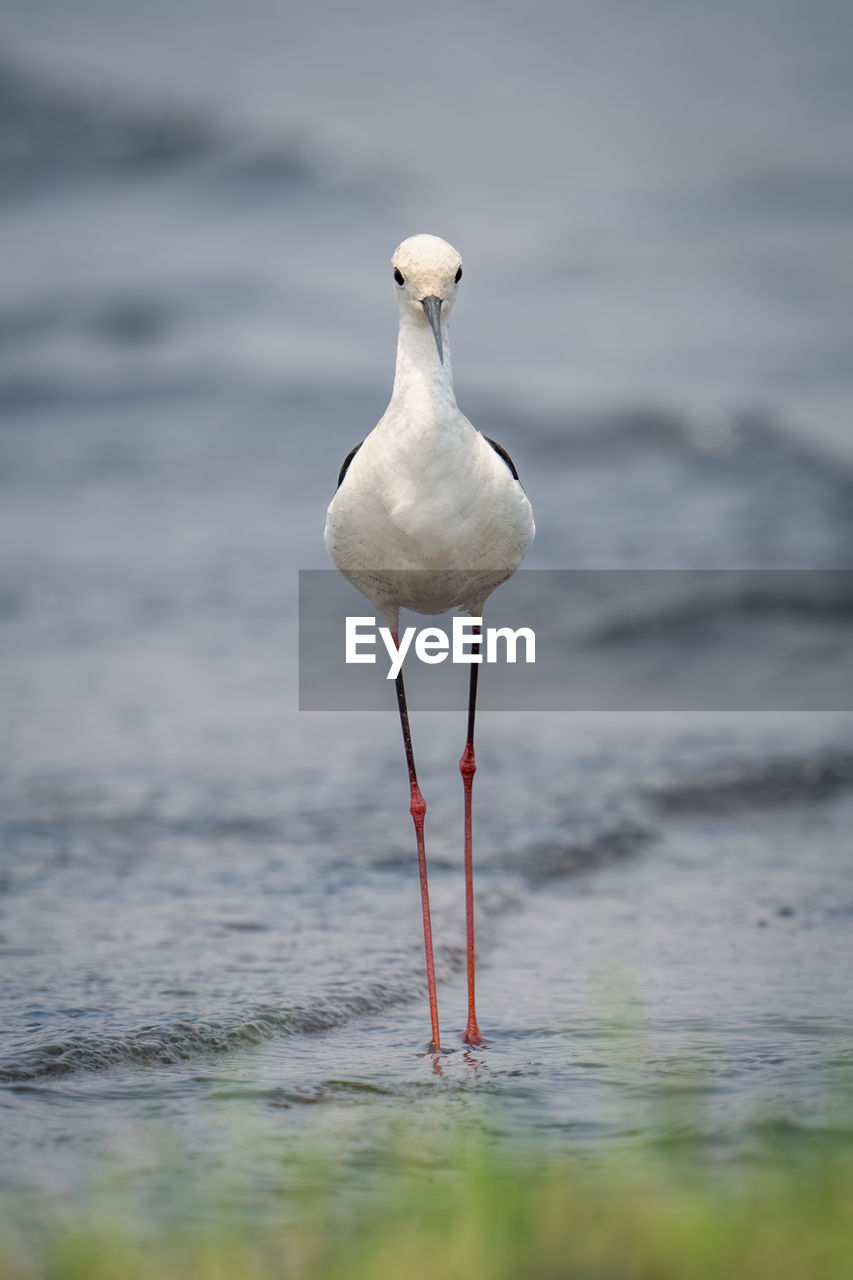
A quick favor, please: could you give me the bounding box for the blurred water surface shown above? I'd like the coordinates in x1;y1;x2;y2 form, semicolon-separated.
1;0;852;1202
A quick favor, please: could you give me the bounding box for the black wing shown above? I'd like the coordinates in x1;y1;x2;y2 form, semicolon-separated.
483;435;520;481
336;440;363;489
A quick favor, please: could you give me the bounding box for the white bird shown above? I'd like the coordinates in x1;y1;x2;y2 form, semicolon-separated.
325;234;534;1052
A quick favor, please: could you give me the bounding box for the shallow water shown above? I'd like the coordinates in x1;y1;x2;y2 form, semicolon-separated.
1;0;853;1207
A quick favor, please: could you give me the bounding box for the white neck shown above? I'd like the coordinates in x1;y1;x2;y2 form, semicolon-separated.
390;307;457;418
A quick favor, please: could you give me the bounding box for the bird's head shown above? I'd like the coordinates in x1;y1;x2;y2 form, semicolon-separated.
391;234;463;364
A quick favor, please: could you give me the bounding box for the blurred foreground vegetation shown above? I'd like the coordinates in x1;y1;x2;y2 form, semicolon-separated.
2;1117;852;1280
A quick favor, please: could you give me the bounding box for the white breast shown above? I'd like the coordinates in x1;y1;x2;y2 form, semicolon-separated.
325;410;534;621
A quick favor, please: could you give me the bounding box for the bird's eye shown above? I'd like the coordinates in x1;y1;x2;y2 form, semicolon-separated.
455;266;463;282
394;268;405;286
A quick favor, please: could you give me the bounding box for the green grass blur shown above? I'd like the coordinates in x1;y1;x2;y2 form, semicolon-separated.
2;1117;852;1280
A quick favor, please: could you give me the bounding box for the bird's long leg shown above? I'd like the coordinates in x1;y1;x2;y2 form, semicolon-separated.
460;623;486;1048
393;635;442;1054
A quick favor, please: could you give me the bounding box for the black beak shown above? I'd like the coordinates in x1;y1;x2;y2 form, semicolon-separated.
420;295;443;364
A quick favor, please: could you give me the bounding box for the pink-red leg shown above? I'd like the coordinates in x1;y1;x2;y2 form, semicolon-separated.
461;624;486;1048
393;635;442;1054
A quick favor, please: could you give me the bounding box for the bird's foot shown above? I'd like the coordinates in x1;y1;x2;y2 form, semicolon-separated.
462;1024;487;1049
422;1042;451;1058
421;1034;452;1054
